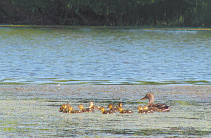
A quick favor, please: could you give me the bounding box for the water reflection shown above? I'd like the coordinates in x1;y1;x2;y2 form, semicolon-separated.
0;28;211;84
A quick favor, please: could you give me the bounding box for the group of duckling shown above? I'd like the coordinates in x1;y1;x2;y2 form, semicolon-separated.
59;93;171;114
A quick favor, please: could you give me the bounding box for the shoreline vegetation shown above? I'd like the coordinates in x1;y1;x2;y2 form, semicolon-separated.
1;0;211;27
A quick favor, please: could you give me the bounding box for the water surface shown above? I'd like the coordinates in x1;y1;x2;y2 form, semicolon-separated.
0;27;211;84
0;85;211;137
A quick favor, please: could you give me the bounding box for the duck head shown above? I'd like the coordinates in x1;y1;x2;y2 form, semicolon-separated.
108;104;113;109
137;105;143;111
89;101;94;108
140;93;155;106
78;104;84;110
118;102;123;107
99;107;105;112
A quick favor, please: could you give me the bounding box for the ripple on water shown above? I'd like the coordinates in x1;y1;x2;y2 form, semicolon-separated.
1;28;211;85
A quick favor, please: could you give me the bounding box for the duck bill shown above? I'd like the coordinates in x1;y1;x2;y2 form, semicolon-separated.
140;97;147;100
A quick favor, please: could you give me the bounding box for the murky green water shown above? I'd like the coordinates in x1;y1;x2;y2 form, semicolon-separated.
1;27;211;84
0;85;211;137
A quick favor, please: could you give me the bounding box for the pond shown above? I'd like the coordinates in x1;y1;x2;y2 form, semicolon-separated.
0;85;211;137
0;27;211;84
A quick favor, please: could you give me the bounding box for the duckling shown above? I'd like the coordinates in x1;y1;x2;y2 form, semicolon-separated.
63;103;71;108
67;106;83;113
113;102;123;108
100;107;115;114
67;106;74;113
138;105;154;113
59;103;71;113
143;105;155;113
78;104;94;113
108;104;119;112
118;107;133;114
89;101;100;110
64;103;72;113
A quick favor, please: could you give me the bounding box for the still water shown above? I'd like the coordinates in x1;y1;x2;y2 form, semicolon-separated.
0;27;211;84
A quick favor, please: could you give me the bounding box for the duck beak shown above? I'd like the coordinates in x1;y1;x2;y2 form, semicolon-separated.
140;96;147;100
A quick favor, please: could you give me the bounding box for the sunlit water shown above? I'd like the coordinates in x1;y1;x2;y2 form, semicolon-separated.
0;27;211;84
0;85;211;137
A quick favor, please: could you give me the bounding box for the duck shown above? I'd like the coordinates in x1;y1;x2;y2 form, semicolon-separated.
99;107;115;114
118;107;133;114
89;101;100;110
113;102;123;108
108;104;119;112
59;103;71;113
140;93;171;112
78;104;94;113
137;105;154;113
67;106;74;113
67;106;83;113
108;102;123;111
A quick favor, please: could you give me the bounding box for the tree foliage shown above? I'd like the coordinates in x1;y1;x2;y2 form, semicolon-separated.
0;0;211;26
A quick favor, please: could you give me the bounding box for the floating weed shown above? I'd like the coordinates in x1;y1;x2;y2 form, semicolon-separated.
3;127;16;132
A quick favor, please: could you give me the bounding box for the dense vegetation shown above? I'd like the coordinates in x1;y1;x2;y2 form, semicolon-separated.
0;0;210;26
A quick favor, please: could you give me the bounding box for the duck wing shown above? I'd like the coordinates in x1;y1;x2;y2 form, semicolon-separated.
153;103;169;109
151;103;171;112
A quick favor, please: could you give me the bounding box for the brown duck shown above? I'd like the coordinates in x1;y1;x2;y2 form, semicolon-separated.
140;93;171;112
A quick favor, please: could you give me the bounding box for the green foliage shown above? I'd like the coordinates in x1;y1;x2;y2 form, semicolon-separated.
0;0;211;26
